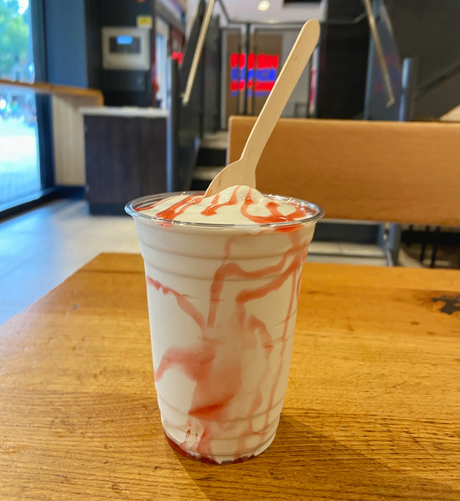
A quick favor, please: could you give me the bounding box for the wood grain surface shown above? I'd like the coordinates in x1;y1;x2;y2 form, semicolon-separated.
1;253;459;500
84;116;167;206
228;116;460;227
0;78;104;105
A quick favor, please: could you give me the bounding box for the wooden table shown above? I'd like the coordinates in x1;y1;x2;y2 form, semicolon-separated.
1;253;459;500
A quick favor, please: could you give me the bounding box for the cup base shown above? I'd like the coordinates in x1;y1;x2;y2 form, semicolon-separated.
164;430;277;465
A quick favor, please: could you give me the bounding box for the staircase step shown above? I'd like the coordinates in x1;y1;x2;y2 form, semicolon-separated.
191;166;224;192
315;219;384;244
201;131;228;149
196;147;226;167
193;166;224;181
197;131;228;166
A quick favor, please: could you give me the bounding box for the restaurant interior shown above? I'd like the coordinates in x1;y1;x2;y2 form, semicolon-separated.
1;0;459;498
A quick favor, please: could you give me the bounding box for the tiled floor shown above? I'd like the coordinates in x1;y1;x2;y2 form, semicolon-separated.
0;199;409;326
0;200;139;325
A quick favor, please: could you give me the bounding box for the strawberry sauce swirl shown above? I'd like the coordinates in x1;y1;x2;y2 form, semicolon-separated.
140;186;311;462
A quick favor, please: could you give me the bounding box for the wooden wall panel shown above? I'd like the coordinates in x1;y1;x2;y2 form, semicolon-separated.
52;95;100;186
84;116;167;212
229;116;460;226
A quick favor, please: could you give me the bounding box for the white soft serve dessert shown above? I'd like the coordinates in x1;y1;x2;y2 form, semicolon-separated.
126;185;323;464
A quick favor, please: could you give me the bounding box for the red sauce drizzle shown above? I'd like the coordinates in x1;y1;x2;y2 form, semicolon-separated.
141;187;315;461
135;186;313;231
241;189;308;225
149;229;308;462
200;186;239;216
146;276;206;331
134;200;161;212
155;194;204;220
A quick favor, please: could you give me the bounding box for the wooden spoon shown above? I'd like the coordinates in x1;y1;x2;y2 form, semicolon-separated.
205;18;320;197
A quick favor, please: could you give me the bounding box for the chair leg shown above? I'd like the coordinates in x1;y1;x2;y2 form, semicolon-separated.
430;226;441;268
387;223;401;266
420;226;430;263
407;224;413;248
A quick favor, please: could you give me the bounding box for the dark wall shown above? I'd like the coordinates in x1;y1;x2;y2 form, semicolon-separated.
315;0;369;119
43;0;157;105
203;16;220;133
44;0;88;87
98;0;156;107
365;0;460;120
84;0;102;89
386;0;460;90
99;0;152;26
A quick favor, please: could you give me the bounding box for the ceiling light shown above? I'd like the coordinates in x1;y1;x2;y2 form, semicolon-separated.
258;1;270;11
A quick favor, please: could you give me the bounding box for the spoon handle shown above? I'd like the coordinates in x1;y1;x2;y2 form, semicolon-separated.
239;19;320;173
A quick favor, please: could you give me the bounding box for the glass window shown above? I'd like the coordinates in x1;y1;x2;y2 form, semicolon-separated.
0;0;41;209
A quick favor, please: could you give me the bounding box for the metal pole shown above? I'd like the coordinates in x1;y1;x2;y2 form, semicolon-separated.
430;226;441;269
420;226;430;264
306;57;312;118
220;28;228;130
251;28;258;116
183;0;216;106
399;57;419;121
242;23;250;115
362;0;395;107
235;38;242;115
167;59;179;192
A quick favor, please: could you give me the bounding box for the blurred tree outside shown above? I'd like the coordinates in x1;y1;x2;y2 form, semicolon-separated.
0;0;29;79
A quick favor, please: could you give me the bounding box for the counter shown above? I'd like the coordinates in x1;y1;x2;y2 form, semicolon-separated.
80;106;168;118
80;106;168;215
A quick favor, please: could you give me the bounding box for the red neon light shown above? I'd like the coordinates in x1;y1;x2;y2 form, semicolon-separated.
257;54;266;69
254;81;275;92
230;53;238;68
230;53;280;70
171;51;183;64
230;53;279;94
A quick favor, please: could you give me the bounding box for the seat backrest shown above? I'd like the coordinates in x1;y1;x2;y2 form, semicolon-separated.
228;117;460;226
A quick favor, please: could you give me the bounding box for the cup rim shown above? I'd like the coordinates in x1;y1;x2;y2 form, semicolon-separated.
125;191;324;230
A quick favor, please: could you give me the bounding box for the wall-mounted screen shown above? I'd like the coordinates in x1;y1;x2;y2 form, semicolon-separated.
109;36;140;54
102;27;150;70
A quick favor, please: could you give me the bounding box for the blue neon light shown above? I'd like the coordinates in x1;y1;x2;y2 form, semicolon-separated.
257;69;269;81
117;35;133;45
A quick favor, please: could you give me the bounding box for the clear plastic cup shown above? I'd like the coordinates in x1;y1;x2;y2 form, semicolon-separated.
126;192;323;464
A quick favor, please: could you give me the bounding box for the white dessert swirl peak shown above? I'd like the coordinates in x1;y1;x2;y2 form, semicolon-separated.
136;185;318;226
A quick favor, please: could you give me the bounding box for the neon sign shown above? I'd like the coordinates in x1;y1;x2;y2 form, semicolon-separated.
230;53;279;97
172;51;183;64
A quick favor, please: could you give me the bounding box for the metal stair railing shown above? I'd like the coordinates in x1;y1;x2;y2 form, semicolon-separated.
171;0;395;192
